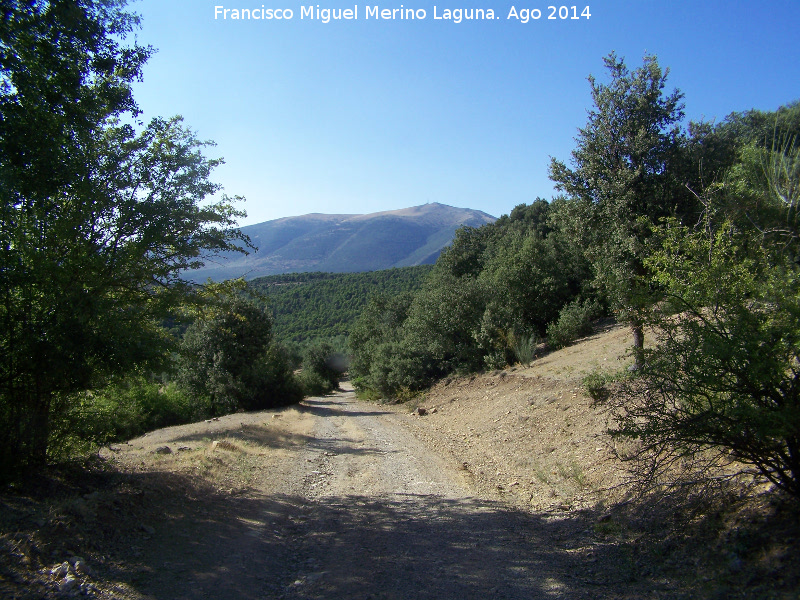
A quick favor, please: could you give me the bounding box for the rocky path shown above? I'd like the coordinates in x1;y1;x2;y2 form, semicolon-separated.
279;392;573;599
109;384;634;600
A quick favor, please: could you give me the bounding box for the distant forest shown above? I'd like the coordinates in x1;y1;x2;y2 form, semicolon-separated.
248;266;433;344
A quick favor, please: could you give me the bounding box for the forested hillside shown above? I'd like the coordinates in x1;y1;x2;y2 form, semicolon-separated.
350;54;800;499
248;266;433;343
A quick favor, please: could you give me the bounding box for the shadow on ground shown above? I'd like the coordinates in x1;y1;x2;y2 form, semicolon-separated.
299;397;393;419
2;457;799;600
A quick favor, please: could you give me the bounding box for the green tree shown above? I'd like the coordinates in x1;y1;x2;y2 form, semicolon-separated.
549;53;691;367
348;199;595;397
301;342;346;393
349;293;416;397
248;266;432;344
177;292;301;414
614;221;800;498
0;1;248;477
611;132;800;498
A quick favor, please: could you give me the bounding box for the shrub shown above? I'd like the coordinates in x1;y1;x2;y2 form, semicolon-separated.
176;294;301;414
237;345;304;411
511;332;540;365
546;298;601;349
47;378;209;460
612;221;800;498
582;368;627;402
483;350;508;371
297;369;335;397
302;342;346;392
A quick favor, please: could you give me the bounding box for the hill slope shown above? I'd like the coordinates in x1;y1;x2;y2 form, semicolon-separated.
248;266;433;343
188;203;495;282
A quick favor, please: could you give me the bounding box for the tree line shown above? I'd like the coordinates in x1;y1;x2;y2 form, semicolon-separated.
349;54;800;497
248;267;433;344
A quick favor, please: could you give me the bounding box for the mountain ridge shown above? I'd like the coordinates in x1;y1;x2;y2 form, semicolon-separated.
189;202;496;282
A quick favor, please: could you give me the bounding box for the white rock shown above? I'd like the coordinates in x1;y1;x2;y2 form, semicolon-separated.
58;574;78;593
51;561;69;578
74;560;93;577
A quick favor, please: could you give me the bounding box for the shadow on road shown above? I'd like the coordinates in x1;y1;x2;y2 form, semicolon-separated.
299;396;393;419
4;457;797;600
52;468;642;600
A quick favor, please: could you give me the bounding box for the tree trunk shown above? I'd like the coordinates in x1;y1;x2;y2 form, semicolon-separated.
631;321;644;371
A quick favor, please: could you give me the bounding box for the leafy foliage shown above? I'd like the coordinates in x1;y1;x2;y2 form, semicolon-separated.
609;128;800;498
549;53;693;364
545;298;602;350
176;292;301;415
613;223;800;497
298;342;347;396
0;1;248;477
48;378;209;460
349;200;595;397
349;293;419;397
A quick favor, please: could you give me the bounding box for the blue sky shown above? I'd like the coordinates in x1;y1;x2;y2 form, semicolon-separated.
129;1;800;225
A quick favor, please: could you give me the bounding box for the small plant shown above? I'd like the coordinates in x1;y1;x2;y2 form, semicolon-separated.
511;332;540;365
582;368;624;402
483;350;507;371
593;518;622;537
557;460;589;488
352;378;384;401
533;466;552;485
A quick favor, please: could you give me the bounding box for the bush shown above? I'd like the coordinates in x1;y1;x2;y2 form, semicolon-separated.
47;378;209;460
546;298;601;349
511;332;540;365
297;369;335;397
302;342;346;392
237;345;304;411
582;368;628;402
612;221;800;498
176;293;301;415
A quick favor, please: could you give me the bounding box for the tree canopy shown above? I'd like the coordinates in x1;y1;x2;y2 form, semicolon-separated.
176;289;301;415
248;266;433;344
349;199;592;397
0;0;248;477
548;53;692;365
612;137;800;497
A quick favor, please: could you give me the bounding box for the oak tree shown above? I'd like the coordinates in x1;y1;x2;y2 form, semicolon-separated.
0;1;248;476
549;53;690;366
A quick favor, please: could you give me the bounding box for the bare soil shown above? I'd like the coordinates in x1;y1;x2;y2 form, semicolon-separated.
2;324;798;599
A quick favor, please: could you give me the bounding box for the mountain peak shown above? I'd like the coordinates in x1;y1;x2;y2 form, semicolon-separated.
188;204;496;282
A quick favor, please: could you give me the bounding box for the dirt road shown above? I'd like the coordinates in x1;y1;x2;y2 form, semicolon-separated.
5;325;796;600
276;390;574;600
98;379;643;600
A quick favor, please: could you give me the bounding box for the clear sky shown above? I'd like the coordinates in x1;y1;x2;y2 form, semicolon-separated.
128;0;800;225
